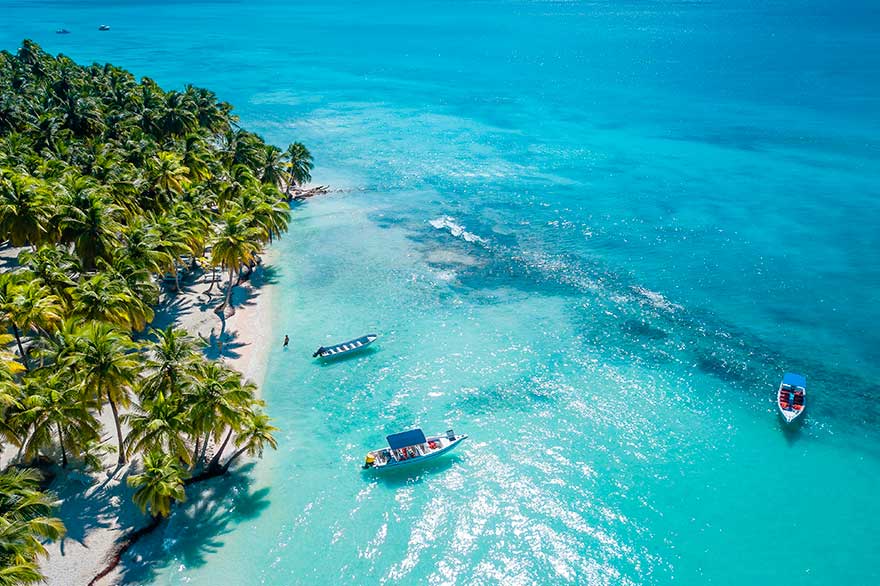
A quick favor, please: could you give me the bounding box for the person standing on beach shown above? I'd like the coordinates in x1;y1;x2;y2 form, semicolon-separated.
283;334;289;348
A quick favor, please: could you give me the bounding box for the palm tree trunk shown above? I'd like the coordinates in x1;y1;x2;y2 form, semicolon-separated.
11;323;29;371
222;445;249;472
191;436;201;468
218;267;236;312
57;423;68;468
208;427;233;470
107;393;126;465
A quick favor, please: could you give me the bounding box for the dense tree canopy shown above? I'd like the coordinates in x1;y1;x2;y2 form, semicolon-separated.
0;41;300;584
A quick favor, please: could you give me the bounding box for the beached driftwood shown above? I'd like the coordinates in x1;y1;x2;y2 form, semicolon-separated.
289;184;330;201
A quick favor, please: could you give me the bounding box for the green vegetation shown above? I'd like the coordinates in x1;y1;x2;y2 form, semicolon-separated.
0;40;306;583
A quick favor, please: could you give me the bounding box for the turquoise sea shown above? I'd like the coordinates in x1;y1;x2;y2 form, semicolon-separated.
3;1;880;584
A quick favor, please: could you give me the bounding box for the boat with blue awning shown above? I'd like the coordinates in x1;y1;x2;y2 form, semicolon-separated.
312;334;377;360
777;372;806;423
363;428;467;470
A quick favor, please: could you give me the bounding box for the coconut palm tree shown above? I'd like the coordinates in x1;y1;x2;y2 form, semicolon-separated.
15;372;100;468
259;144;286;189
283;141;313;195
74;322;138;465
186;361;251;468
220;408;277;472
17;246;80;305
0;468;65;585
69;271;153;331
0;274;63;370
127;450;187;519
57;187;122;271
205;380;258;472
0;171;49;247
145;151;190;209
117;218;171;276
124;393;191;465
210;210;262;314
139;326;201;403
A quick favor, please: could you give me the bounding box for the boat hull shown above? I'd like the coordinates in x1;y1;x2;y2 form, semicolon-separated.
315;334;377;360
777;381;806;423
365;435;467;471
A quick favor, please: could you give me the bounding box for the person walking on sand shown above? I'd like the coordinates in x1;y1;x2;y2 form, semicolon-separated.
283;334;290;348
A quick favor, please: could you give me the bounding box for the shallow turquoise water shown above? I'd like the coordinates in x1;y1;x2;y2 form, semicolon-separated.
3;1;880;584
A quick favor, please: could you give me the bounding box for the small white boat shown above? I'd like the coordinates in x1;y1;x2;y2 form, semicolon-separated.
313;334;377;360
98;24;110;31
777;372;806;423
363;428;467;470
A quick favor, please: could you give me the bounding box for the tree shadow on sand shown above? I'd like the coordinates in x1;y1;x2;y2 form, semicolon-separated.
114;463;270;585
51;469;140;556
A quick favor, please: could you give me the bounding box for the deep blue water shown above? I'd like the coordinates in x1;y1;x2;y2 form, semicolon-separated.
2;1;879;584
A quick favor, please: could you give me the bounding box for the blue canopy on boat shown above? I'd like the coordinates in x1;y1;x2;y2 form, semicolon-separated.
387;429;426;450
782;373;806;388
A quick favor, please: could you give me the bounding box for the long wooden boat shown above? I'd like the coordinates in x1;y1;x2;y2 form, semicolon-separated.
777;372;806;423
312;334;377;360
363;428;467;471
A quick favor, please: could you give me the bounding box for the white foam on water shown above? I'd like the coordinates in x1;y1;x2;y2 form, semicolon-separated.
429;216;488;244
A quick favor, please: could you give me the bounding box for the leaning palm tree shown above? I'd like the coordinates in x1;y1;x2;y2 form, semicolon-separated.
127;450;188;519
186;361;251;468
74;322;139;465
282;142;313;195
220;408;278;473
206;382;259;472
0;468;65;585
210;210;262;314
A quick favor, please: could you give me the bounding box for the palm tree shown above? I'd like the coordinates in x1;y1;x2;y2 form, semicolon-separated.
15;373;100;468
259;144;286;189
0;171;49;247
145;151;190;208
158;91;197;137
75;322;139;465
57;186;121;271
205;380;258;472
210;210;262;314
17;246;80;305
283;142;313;195
186;361;251;467
139;326;201;402
116;218;171;276
69;271;153;331
0;468;65;585
220;408;277;472
124;394;191;465
127;450;187;519
0;274;63;370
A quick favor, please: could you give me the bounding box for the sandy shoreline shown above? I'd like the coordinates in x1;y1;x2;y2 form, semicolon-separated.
32;250;278;586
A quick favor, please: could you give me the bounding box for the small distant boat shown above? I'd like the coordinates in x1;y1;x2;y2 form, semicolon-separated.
777;372;806;423
98;25;110;31
56;29;71;35
363;428;468;470
312;334;377;359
